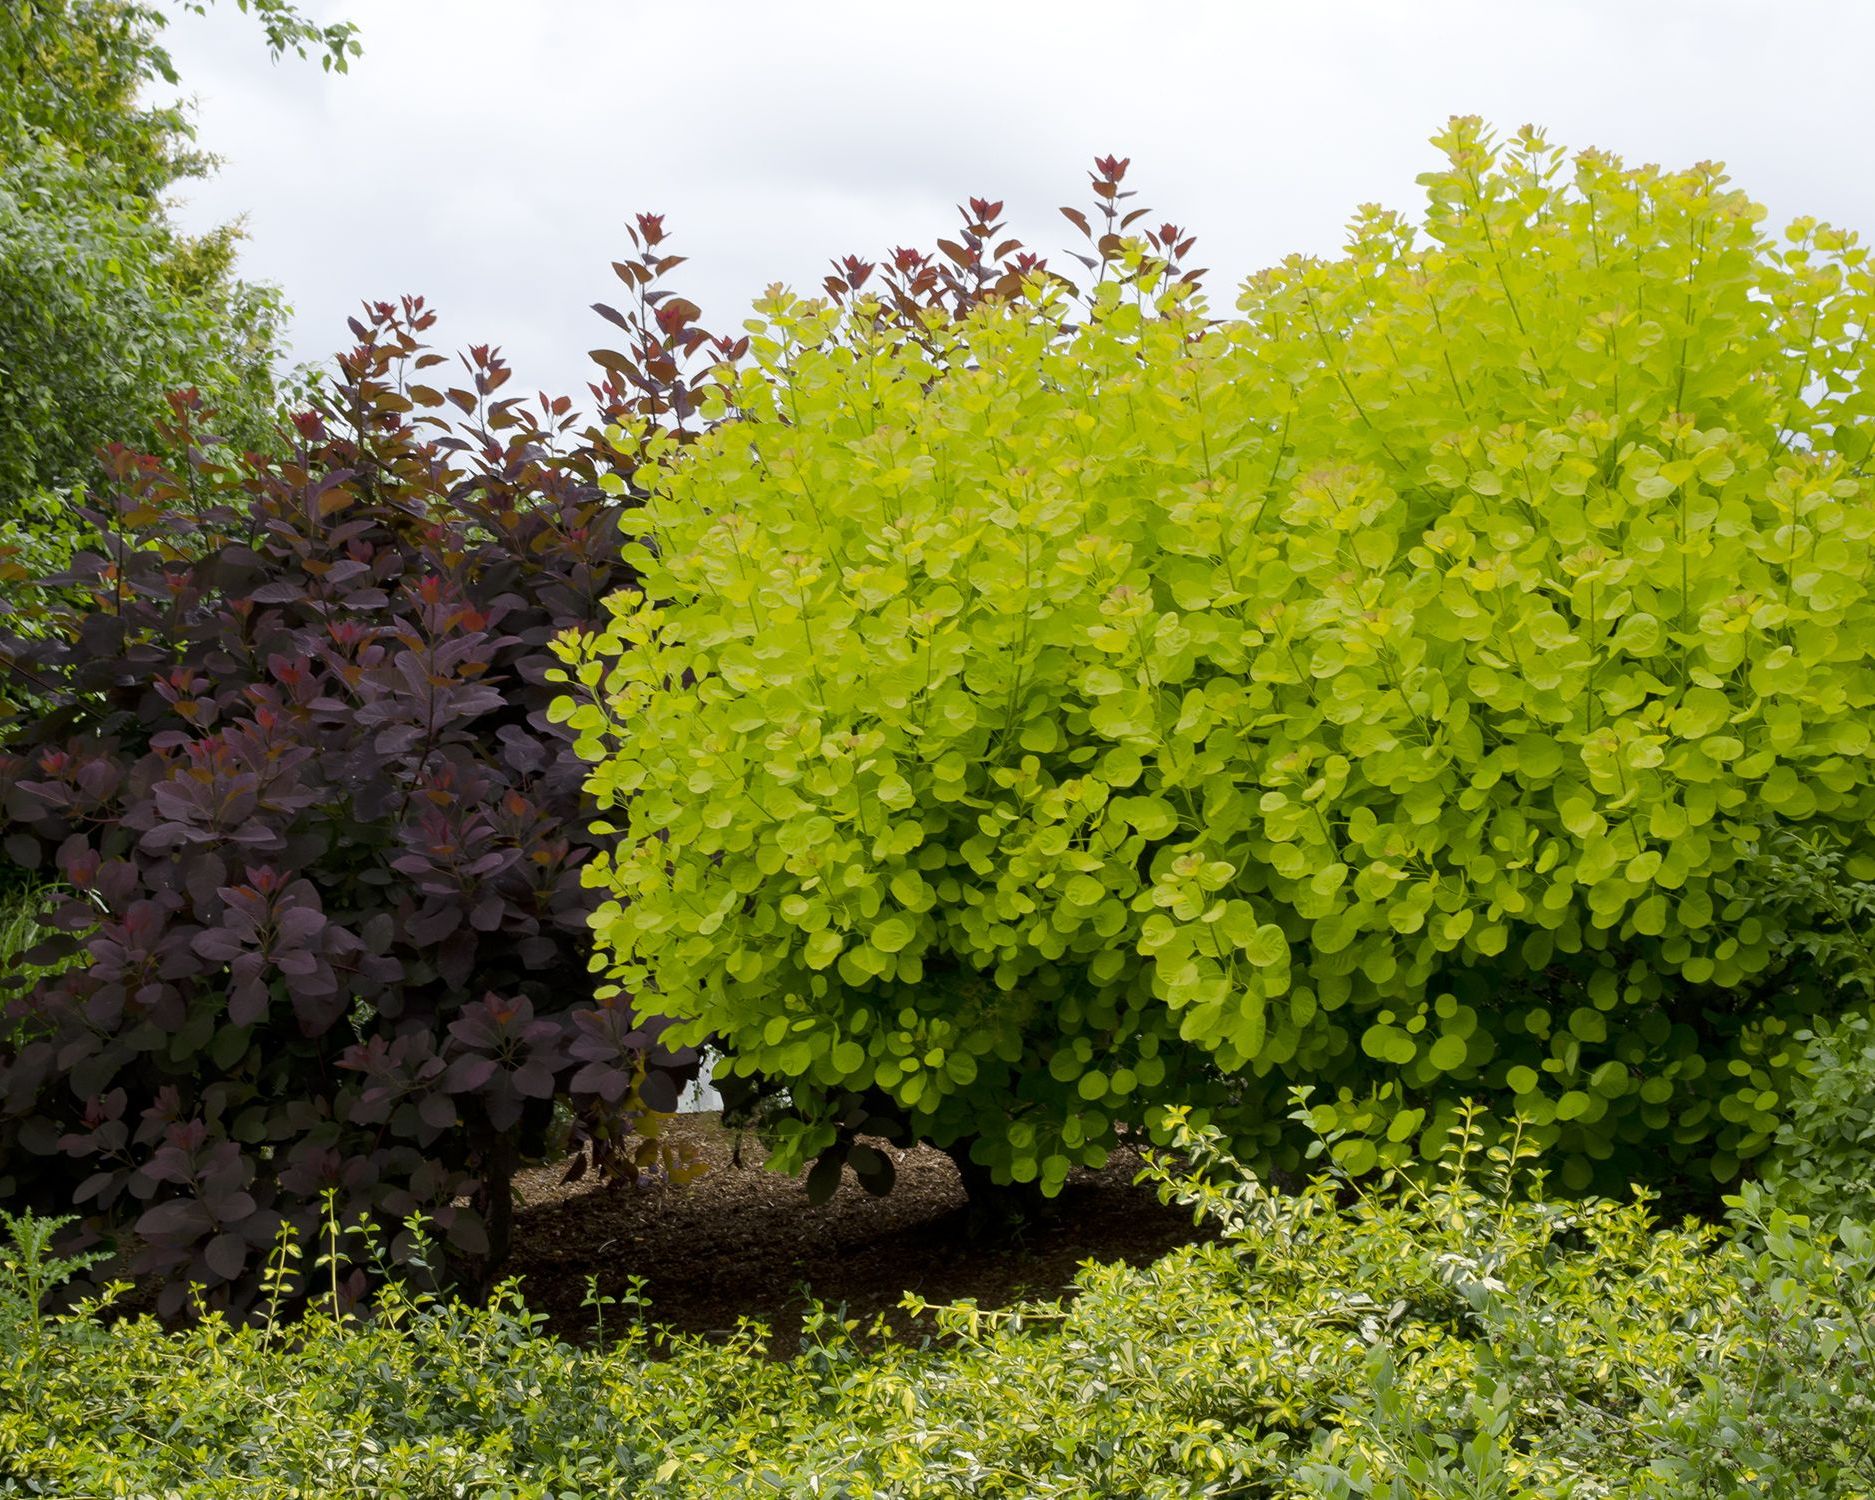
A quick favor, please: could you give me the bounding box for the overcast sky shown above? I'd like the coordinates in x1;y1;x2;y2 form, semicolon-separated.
161;0;1875;404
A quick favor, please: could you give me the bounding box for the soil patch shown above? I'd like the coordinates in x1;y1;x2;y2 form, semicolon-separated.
505;1113;1212;1349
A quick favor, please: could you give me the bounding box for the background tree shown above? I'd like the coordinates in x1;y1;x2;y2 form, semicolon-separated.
0;0;357;565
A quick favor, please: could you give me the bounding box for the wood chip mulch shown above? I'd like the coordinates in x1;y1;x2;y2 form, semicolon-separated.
504;1113;1214;1351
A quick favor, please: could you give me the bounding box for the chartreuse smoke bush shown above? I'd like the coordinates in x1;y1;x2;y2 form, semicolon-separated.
554;118;1875;1195
3;1111;1872;1497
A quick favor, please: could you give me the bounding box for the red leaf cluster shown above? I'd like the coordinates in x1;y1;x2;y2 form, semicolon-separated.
0;300;696;1315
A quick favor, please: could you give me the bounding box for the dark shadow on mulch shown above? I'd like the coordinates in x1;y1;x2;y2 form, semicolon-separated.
504;1113;1214;1350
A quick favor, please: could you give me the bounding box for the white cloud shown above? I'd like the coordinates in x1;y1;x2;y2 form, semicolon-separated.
162;0;1875;401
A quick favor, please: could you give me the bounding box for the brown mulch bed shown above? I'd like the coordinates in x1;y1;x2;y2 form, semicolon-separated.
504;1112;1212;1349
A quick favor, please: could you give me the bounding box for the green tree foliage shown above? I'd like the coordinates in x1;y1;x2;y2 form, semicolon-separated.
556;119;1875;1195
1;0;354;195
0;0;357;545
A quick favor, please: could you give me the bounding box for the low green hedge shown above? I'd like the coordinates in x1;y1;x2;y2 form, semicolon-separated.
1761;1005;1875;1230
3;1109;1870;1498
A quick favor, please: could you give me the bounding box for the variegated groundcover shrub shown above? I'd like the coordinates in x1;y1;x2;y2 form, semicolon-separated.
555;118;1875;1198
2;1111;1870;1497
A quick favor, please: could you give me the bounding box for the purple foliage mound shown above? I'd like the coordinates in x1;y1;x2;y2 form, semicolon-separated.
0;299;697;1314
